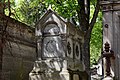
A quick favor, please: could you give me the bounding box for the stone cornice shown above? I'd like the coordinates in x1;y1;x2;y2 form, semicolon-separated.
100;1;120;5
100;1;120;11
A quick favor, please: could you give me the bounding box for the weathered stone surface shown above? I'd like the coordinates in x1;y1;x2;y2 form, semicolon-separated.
29;9;87;80
0;13;36;80
103;76;113;80
101;0;120;79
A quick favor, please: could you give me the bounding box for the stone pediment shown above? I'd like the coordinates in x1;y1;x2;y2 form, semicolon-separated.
35;9;68;36
36;9;66;29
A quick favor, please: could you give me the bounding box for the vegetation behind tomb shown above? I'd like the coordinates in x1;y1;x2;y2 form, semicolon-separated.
90;8;102;65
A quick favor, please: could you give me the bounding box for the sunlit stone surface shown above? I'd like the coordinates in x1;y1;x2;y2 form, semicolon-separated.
103;76;113;80
29;9;87;80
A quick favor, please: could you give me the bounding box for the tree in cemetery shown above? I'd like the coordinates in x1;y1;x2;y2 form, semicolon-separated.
0;0;102;79
76;0;101;74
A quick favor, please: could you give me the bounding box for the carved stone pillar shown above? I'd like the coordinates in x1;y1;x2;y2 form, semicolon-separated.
100;0;120;79
102;42;115;80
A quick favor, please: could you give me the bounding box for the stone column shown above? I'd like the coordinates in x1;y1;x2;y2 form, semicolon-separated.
100;0;120;79
60;60;70;80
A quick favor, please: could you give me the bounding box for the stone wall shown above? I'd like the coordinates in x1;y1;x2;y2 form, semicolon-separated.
0;13;36;80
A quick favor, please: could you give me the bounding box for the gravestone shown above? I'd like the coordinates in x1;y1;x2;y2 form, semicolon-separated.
29;9;88;80
100;0;120;79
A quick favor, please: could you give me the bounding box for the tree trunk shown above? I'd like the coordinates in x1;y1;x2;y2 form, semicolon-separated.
82;29;92;80
77;0;100;80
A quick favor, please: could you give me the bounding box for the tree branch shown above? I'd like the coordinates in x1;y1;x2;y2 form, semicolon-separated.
8;0;11;16
84;0;100;44
77;0;89;31
89;0;100;31
85;0;90;22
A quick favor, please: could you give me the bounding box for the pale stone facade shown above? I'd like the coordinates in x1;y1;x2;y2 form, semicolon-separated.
29;9;88;80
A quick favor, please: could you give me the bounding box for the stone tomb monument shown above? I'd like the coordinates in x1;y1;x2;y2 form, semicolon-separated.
29;9;88;80
100;0;120;79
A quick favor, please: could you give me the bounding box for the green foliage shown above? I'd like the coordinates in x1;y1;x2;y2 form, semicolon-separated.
7;0;79;26
13;0;47;26
90;6;102;66
50;0;78;18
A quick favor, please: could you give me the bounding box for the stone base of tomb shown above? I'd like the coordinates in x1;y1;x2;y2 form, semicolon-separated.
29;59;70;80
103;76;113;80
29;59;89;80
